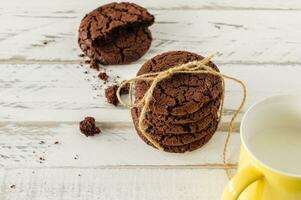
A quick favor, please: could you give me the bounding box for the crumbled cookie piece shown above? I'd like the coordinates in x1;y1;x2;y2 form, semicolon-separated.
79;117;101;137
105;85;119;106
98;72;109;82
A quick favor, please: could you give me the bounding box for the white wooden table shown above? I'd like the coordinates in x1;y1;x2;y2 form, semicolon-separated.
1;0;301;199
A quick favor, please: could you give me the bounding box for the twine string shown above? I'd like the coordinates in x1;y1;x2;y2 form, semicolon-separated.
116;56;247;179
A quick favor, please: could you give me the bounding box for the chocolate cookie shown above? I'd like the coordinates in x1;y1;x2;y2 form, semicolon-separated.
150;121;218;146
79;117;101;137
105;85;119;106
138;94;221;125
130;51;222;152
132;107;218;135
78;2;154;65
155;97;221;124
133;118;217;153
134;51;223;116
132;108;218;146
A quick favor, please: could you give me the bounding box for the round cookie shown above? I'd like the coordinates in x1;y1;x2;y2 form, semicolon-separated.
132;108;219;146
78;2;154;65
133;117;217;153
133;107;218;135
140;95;221;125
150;121;218;146
134;51;223;116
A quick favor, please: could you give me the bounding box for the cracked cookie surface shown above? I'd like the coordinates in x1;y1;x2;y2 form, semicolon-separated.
145;97;221;125
132;108;219;146
132;107;219;135
134;51;223;116
78;2;154;65
130;51;222;152
133;117;217;153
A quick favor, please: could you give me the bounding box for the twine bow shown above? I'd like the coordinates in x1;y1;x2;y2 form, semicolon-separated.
116;55;247;179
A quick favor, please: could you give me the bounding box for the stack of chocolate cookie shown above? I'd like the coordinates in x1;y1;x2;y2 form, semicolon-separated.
78;2;154;65
131;51;223;153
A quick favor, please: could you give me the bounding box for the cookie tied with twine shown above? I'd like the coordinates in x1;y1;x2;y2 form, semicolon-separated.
117;51;246;179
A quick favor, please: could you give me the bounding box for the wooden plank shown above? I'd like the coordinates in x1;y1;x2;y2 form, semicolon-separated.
2;0;301;10
0;122;240;167
0;168;5;199
1;168;235;200
1;8;301;63
2;63;300;167
0;60;246;167
1;64;301;122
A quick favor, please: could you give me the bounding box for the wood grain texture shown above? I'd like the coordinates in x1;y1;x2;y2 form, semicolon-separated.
1;63;301;167
1;1;301;63
1;63;301;122
2;0;301;10
2;168;235;200
1;0;301;199
0;122;240;167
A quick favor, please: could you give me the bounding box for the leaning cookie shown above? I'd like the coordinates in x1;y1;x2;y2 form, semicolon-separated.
78;2;154;65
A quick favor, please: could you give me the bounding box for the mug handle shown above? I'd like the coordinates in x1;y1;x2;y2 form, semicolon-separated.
222;166;263;200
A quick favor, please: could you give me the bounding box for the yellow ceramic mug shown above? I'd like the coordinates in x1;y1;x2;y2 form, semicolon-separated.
222;95;301;200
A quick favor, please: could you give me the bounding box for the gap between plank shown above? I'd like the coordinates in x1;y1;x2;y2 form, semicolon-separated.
1;59;301;66
149;7;301;11
0;121;240;133
3;163;237;171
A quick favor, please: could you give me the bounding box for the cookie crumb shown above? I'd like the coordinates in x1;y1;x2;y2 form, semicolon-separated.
10;185;15;189
78;174;81;176
39;141;45;144
39;157;45;161
74;154;79;160
79;53;85;57
79;117;101;137
105;85;119;106
54;141;59;144
43;41;48;45
98;72;109;82
90;60;99;71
